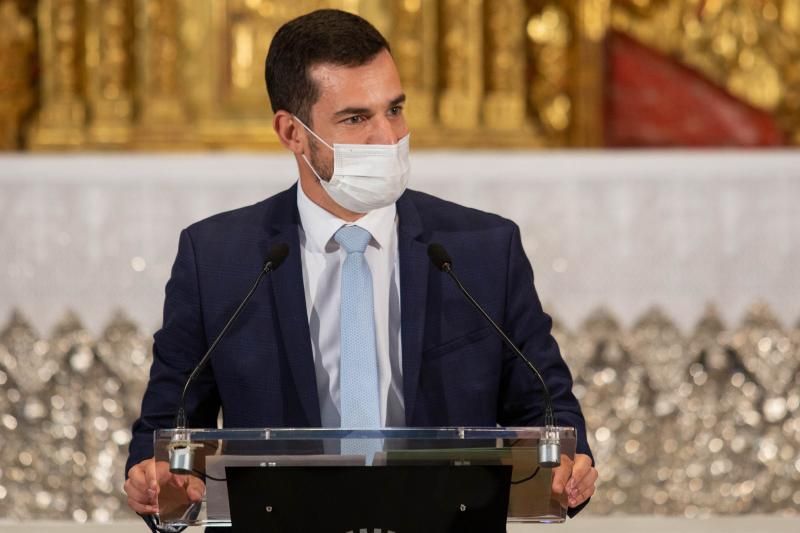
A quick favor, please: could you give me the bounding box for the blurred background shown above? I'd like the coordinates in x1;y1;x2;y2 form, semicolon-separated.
0;0;799;527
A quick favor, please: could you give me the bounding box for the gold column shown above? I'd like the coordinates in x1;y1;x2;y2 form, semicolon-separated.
571;0;608;147
85;0;134;147
28;0;87;150
389;0;437;130
526;2;573;146
439;0;483;130
179;0;216;142
134;0;190;147
191;0;285;148
484;0;527;131
0;1;35;150
781;0;800;144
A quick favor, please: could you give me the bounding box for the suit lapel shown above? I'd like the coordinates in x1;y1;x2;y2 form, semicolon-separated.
396;193;428;424
265;185;321;427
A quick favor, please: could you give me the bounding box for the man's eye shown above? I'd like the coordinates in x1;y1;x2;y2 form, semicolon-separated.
345;115;365;124
389;106;403;116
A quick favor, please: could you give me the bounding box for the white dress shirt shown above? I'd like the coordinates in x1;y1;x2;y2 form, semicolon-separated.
296;181;405;427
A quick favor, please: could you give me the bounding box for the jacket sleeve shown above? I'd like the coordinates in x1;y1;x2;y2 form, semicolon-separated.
496;223;593;516
126;228;221;474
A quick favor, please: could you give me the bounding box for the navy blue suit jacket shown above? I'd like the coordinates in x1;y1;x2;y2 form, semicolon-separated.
128;184;592;510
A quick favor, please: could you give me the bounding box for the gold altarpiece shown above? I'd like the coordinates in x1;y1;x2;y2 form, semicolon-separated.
0;0;798;150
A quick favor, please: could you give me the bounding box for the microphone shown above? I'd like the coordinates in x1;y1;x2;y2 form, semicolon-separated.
169;242;289;474
427;243;561;468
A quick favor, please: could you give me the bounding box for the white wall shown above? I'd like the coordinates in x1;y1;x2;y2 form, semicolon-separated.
1;150;799;335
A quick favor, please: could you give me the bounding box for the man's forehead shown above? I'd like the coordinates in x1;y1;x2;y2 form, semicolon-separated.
309;53;403;109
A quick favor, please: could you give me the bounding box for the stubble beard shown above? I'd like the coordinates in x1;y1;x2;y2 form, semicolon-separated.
308;137;333;182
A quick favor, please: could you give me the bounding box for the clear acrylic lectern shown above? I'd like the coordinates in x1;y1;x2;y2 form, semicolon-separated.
153;426;576;531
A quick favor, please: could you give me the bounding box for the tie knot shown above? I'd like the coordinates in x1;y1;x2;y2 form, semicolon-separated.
334;225;371;254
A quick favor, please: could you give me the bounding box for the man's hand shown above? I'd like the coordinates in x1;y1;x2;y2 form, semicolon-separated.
124;458;205;515
551;453;597;509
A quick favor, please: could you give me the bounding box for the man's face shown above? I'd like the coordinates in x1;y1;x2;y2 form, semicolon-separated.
304;49;408;180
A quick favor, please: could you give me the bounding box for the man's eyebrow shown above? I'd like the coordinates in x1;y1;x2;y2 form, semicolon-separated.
332;94;407;118
333;106;372;118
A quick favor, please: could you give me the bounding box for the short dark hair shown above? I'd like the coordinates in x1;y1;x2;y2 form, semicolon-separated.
265;9;391;124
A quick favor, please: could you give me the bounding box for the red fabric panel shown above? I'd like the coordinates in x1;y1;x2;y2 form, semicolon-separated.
605;31;784;147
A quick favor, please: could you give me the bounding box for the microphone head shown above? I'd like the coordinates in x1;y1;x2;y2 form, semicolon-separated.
427;243;452;272
266;242;289;271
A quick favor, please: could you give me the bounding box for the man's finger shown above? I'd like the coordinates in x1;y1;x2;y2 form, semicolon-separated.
570;482;596;507
126;465;149;492
550;455;573;495
565;455;597;507
158;471;205;502
155;460;180;484
143;460;160;493
572;465;598;495
566;454;593;492
127;496;159;516
127;463;157;505
186;475;206;502
167;473;188;490
123;478;151;507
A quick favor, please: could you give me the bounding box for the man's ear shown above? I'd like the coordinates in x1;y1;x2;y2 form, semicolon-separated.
273;110;304;155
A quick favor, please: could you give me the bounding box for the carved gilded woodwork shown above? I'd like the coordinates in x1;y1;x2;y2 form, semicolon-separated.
134;0;190;147
484;0;527;131
572;0;609;146
3;0;609;149
526;2;572;143
84;0;134;146
612;0;800;144
28;0;87;149
185;0;354;148
1;1;797;149
0;1;36;150
439;0;484;131
388;0;437;131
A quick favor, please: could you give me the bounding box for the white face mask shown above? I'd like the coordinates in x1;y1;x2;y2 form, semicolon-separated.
294;115;410;213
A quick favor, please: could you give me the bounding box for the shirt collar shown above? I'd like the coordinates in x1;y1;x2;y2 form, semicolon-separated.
296;180;396;252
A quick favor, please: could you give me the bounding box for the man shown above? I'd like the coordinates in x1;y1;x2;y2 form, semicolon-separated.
125;8;597;524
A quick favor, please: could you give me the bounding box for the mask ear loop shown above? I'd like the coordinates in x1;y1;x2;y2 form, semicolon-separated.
292;115;333;183
292;115;334;151
300;153;326;182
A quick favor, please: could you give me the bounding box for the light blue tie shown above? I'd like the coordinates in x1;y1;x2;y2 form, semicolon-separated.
334;225;381;457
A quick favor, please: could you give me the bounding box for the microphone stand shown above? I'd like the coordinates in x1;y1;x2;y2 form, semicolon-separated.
429;244;561;467
169;243;288;474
